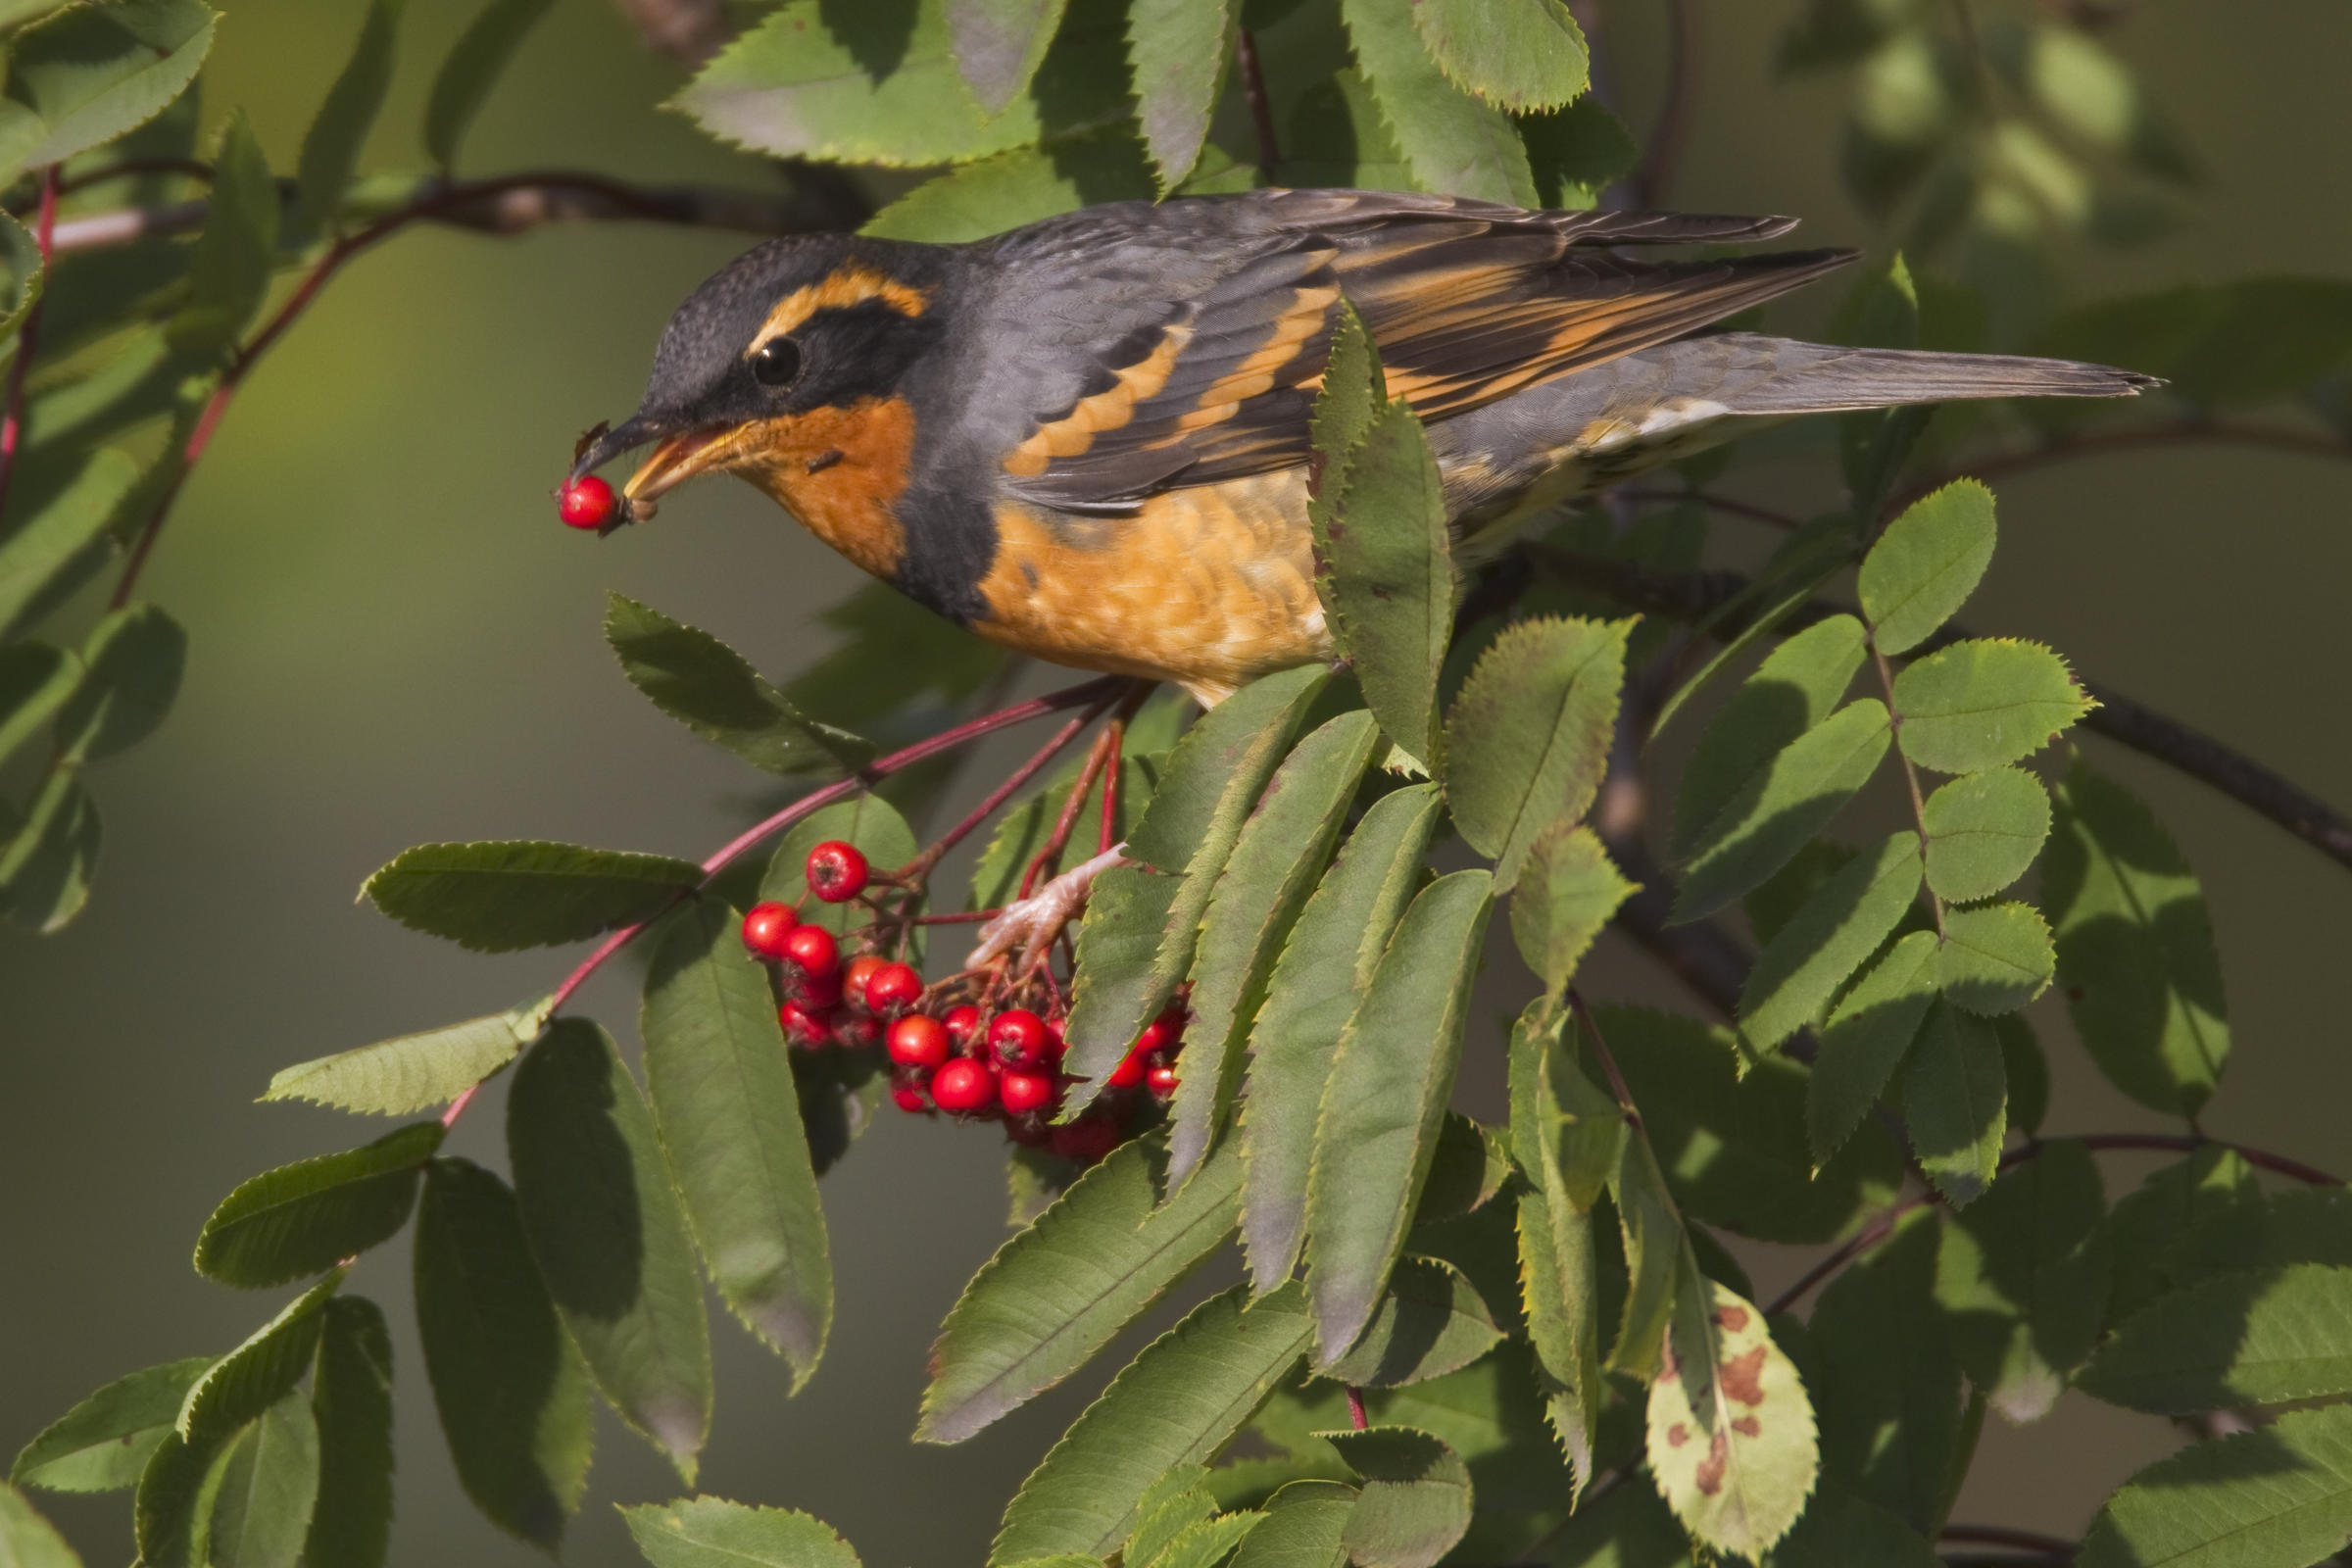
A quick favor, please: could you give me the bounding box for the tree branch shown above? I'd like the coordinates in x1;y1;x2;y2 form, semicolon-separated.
1236;29;1283;178
1630;0;1697;208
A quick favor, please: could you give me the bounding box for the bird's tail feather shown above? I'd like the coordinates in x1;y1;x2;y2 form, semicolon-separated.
1698;333;2161;416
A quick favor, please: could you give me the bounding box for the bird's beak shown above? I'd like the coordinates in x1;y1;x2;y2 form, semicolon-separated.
567;415;747;521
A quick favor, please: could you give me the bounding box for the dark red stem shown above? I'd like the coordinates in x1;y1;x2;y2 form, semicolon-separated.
1346;1385;1368;1431
1019;721;1118;899
1236;30;1282;178
0;167;61;524
1098;717;1124;855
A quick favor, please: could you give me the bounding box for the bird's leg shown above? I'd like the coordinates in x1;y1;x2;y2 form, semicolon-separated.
969;845;1131;971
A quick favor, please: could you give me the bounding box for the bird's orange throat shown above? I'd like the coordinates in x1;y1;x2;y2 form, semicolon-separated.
730;396;915;581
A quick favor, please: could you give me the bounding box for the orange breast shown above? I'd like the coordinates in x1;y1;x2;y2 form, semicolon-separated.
729;396;915;582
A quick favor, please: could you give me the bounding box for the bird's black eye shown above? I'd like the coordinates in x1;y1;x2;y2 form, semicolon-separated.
752;336;803;387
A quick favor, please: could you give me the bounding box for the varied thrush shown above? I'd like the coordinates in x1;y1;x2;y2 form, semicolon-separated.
570;188;2151;706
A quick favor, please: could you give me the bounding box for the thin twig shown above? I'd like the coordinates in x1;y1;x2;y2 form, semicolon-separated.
1870;637;1947;935
1567;989;1642;1127
1098;717;1125;856
1631;0;1697;207
1618;485;1799;530
899;691;1123;883
3;157;212;217
1019;721;1119;899
1346;1385;1369;1431
1940;1524;2079;1559
0;167;59;524
1899;418;2352;511
1236;29;1283;179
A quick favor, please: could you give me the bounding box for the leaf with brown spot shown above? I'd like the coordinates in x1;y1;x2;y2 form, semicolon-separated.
1645;1275;1818;1559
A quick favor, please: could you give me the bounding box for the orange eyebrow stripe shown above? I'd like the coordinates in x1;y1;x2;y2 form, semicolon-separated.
753;266;930;350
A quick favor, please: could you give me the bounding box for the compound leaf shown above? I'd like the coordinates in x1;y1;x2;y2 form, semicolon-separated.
1739;831;1924;1054
1920;766;2050;904
608;596;876;778
1326;1427;1472;1568
2080;1264;2352;1415
1900;1001;2005;1206
623;1497;862;1568
262;998;551;1116
1889;639;2091;775
363;841;700;953
195;1123;444;1289
11;1357;213;1494
1857;480;1996;657
1672;699;1891;924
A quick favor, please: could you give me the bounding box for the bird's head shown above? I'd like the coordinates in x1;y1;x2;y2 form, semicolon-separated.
571;232;950;523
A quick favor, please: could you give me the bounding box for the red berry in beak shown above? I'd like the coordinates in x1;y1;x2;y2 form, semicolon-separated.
557;475;617;529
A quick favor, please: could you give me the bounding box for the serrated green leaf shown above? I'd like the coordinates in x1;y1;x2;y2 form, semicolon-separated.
1129;0;1235;187
1857;479;1996;657
1063;864;1183;1092
1605;1120;1683;1382
288;0;401;245
864;129;1157;242
920;1136;1242;1444
195;1122;443;1289
305;1298;392;1568
2043;761;2230;1117
1443;616;1629;890
1671;699;1891;923
2080;1263;2352;1415
11;1357;213;1494
0;1485;79;1568
0;447;138;641
179;1275;342;1442
1325;1257;1502;1389
1889;639;2090;774
1240;784;1441;1289
609;596;875;778
1409;0;1588;113
1670;614;1868;864
1172;710;1379;1185
1900;1001;2005;1206
1740;831;1924;1054
1937;901;2054;1014
643;899;831;1388
1418;1114;1512;1224
1519;96;1640;208
414;1158;589;1548
1229;1480;1352;1568
508;1019;711;1481
1508;824;1634;1002
1146;1512;1262;1568
1310;303;1386;521
0;643;75;771
944;0;1071;114
1339;0;1538;203
52;602;184;763
1125;1467;1214;1568
678;0;1131;168
1808;1213;1962;1534
1919;766;2049;903
424;0;554;169
1513;1183;1600;1496
203;1391;318;1568
261;998;549;1115
1316;401;1455;767
132;1425;231;1568
1936;1140;2109;1424
1;0;214;171
363;840;700;953
1305;871;1494;1361
2105;1150;2263;1324
1645;1278;1819;1559
1324;1427;1471;1568
0;764;98;933
1808;929;1939;1168
2079;1402;2352;1568
623;1497;863;1568
990;1284;1313;1565
169;110;275;356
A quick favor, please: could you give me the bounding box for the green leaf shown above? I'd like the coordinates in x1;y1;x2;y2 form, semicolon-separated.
288;0;402;244
623;1497;862;1568
1126;1468;1215;1568
1670;614;1868;864
1442;616;1630;890
1739;832;1924;1054
1807;929;1939;1168
1936;1140;2110;1424
1900;1001;2005;1206
679;0;1131;168
864;129;1157;242
0;209;43;340
921;1136;1242;1444
1409;0;1588;113
53;602;184;763
758;795;918;942
0;643;75;771
643;899;831;1387
1228;1481;1352;1568
1857;479;1996;657
1172;710;1380;1185
1605;1120;1683;1382
2080;1263;2352;1415
0;447;138;641
1671;700;1891;924
1240;784;1442;1289
1310;303;1387;517
2043;761;2230;1116
1316;402;1456;767
1067;664;1329;1100
2105;1150;2263;1323
1919;766;2049;904
179;1276;341;1442
990;1284;1314;1565
203;1392;318;1568
0;0;215;171
1325;1427;1472;1568
131;1426;230;1568
607;595;875;778
1508;825;1633;1004
195;1123;444;1289
1325;1257;1503;1388
1305;870;1494;1361
0;1485;79;1568
305;1298;393;1568
1808;1214;1963;1534
1889;639;2091;774
169;111;276;356
1339;0;1538;204
1129;0;1235;187
424;0;555;169
1936;901;2055;1015
0;765;98;932
363;841;700;953
508;1019;712;1480
414;1159;590;1548
1645;1278;1819;1559
1519;96;1641;208
944;0;1071;115
2079;1402;2352;1568
12;1357;213;1494
261;998;550;1115
1772;1485;1942;1568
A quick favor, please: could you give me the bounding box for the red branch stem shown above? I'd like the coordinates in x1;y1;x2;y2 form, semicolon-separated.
0;168;61;524
1098;717;1125;855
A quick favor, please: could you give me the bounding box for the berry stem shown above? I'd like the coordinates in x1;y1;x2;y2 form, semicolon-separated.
1098;717;1125;856
898;682;1137;885
1020;721;1119;899
0;166;61;527
1346;1385;1369;1431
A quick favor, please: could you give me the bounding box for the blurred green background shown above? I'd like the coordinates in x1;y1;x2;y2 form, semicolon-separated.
4;2;2349;1562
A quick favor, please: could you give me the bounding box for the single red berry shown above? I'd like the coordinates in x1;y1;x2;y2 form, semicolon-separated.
1106;1050;1147;1090
832;1011;881;1052
863;960;923;1015
778;1002;832;1050
990;1008;1052;1070
1154;1004;1188;1044
890;1084;930;1113
1044;1014;1067;1058
931;1058;998;1114
780;923;839;980
842;955;888;1009
888;1013;951;1069
942;1004;983;1048
1050;1111;1121;1163
1131;1017;1171;1056
557;474;617;530
1146;1063;1180;1099
805;840;871;904
741;901;799;959
1000;1069;1057;1115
